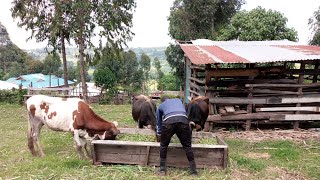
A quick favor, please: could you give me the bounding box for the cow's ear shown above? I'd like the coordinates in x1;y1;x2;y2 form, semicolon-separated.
113;121;119;127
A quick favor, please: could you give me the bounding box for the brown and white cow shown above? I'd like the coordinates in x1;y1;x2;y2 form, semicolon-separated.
26;95;119;159
187;96;209;131
131;94;157;131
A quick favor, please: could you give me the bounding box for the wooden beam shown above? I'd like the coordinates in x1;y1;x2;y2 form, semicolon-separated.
189;77;205;84
190;65;205;71
256;106;320;112
245;83;320;88
210;97;267;104
207;113;285;121
207;69;259;78
270;114;320;121
118;128;215;139
189;81;205;94
189;89;202;96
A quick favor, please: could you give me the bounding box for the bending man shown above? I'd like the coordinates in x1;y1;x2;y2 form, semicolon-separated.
156;96;197;175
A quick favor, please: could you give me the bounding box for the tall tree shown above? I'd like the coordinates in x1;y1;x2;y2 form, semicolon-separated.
166;0;244;89
42;52;62;76
309;6;320;45
11;0;136;102
11;0;72;92
121;50;143;93
217;6;298;41
140;53;151;94
65;0;136;102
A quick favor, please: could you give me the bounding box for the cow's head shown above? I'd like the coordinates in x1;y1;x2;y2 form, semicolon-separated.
187;96;209;131
97;121;120;140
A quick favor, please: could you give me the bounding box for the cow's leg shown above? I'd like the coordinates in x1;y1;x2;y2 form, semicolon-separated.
33;120;45;157
73;130;85;159
27;114;45;157
83;140;92;159
27;113;37;156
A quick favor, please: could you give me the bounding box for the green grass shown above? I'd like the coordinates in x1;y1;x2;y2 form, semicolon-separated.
1;103;320;179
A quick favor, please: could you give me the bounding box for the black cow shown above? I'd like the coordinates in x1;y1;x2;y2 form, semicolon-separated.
131;94;157;131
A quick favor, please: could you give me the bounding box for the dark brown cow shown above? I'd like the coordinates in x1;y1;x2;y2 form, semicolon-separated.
131;94;157;131
187;96;209;131
26;95;120;159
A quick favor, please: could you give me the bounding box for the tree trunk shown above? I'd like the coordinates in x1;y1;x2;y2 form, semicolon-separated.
60;32;69;95
78;15;88;102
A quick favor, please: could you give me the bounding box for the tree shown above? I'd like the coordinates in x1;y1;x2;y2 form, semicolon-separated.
11;0;136;102
93;66;116;99
217;6;298;41
121;50;143;93
153;57;164;90
11;0;73;92
166;0;244;88
26;59;44;74
42;52;62;76
160;73;179;91
67;0;136;102
309;6;320;45
140;53;151;94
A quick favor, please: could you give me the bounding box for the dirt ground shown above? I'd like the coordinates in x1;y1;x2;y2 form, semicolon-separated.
213;128;320;143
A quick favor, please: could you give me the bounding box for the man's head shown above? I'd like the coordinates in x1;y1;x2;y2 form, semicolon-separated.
161;95;170;103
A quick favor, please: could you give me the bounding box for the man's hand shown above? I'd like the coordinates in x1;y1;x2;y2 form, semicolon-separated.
156;134;161;142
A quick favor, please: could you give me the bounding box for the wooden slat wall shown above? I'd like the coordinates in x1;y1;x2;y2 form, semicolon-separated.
186;60;320;130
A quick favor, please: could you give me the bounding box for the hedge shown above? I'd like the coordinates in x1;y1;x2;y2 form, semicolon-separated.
0;89;27;104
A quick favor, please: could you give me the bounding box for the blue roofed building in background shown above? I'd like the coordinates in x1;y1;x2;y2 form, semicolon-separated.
6;73;75;88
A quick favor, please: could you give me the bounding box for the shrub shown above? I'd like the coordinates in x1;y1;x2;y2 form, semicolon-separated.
0;89;27;104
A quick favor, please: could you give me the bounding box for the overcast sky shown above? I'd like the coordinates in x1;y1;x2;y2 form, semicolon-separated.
0;0;319;50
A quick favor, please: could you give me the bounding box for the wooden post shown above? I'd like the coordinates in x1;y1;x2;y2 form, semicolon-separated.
294;62;305;130
245;64;254;131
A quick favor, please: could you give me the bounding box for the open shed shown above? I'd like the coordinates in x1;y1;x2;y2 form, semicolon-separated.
179;39;320;131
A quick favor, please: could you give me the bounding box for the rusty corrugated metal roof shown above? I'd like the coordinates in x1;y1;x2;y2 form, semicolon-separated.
179;39;320;64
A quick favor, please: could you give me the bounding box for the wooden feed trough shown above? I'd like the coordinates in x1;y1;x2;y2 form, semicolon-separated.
91;128;228;169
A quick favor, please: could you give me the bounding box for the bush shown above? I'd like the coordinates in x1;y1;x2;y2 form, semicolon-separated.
0;89;27;104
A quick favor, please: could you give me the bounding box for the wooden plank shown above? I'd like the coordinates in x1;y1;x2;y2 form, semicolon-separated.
246;83;320;88
207;113;287;121
189;77;205;84
270;114;320;121
207;79;297;87
92;139;228;169
118;128;215;139
189;81;205;94
256;106;320;112
210;97;266;104
207;69;259;78
189;89;202;96
190;65;205;71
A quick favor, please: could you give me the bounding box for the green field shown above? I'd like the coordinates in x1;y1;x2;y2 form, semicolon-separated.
1;103;320;179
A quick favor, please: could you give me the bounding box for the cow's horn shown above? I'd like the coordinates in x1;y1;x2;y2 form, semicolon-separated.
113;121;119;127
189;121;195;128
